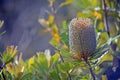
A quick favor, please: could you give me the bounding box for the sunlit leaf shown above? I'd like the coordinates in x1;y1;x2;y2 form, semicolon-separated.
59;0;73;8
38;18;49;27
97;22;104;31
97;52;113;65
48;14;54;24
62;20;67;30
90;0;99;7
93;11;102;19
51;24;60;44
94;66;102;75
52;23;58;34
97;32;109;46
36;53;49;71
52;53;60;65
76;12;92;18
0;20;4;28
50;37;60;47
6;62;15;74
28;57;34;68
102;75;107;80
60;32;69;47
2;46;18;64
52;32;60;44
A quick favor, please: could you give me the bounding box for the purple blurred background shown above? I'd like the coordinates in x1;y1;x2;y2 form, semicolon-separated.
0;0;57;59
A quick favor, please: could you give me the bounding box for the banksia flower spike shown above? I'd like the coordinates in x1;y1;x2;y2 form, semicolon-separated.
69;18;96;60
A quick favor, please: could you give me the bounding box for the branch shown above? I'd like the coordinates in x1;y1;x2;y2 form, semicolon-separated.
102;0;110;37
85;59;96;80
0;64;6;80
2;71;6;80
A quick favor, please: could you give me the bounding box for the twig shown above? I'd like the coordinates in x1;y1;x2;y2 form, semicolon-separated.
49;1;56;15
85;59;96;80
102;0;110;37
67;71;72;80
0;64;6;80
2;71;6;80
59;53;64;62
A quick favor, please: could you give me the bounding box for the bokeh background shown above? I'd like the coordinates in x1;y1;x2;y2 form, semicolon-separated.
0;0;58;59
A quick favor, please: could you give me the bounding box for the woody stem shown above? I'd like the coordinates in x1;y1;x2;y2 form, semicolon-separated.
84;58;96;80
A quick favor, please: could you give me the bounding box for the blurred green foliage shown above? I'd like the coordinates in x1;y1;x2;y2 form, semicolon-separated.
0;0;120;80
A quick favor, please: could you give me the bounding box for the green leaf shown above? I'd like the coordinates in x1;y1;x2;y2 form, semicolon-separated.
59;72;68;80
52;53;60;65
21;73;33;80
97;52;113;65
48;14;54;25
97;32;109;46
73;0;90;9
107;34;120;45
59;48;70;57
3;71;13;80
2;46;18;65
27;56;34;68
76;12;92;18
49;38;59;48
62;20;67;30
97;22;104;31
91;0;99;7
90;44;110;59
49;70;60;80
59;0;73;8
36;53;48;71
31;52;49;76
57;62;73;72
60;32;69;47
